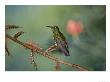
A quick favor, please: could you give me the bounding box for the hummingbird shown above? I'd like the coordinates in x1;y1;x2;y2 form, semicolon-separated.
46;26;70;56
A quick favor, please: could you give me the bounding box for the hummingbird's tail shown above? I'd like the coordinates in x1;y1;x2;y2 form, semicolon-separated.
64;48;70;56
60;47;70;56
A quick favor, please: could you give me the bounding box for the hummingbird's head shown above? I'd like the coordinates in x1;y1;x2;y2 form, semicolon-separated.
46;26;59;32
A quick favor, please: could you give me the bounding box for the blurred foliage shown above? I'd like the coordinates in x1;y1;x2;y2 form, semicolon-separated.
5;5;106;71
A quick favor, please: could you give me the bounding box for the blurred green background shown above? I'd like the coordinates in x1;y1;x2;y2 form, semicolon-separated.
5;5;106;71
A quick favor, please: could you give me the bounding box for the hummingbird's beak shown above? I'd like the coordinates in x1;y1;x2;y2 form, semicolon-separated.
46;26;53;29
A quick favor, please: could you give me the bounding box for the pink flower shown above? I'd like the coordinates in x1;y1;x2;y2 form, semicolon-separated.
66;20;83;36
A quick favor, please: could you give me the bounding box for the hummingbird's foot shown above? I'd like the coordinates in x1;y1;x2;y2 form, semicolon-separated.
45;43;58;53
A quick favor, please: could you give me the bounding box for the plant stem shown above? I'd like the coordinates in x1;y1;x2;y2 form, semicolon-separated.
5;33;88;71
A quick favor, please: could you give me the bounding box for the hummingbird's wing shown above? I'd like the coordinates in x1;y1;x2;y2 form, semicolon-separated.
59;32;68;48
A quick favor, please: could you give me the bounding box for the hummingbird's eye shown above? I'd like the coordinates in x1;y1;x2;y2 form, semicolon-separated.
54;26;57;29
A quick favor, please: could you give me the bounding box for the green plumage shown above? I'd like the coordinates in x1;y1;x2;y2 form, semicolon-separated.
46;26;70;56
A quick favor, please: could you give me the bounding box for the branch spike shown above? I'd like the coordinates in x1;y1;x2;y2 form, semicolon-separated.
14;31;24;39
5;44;10;56
30;51;37;70
5;25;22;30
